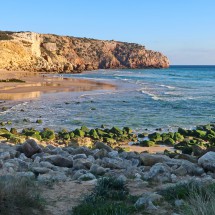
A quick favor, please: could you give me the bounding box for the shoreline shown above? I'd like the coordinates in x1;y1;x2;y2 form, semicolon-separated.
0;70;116;101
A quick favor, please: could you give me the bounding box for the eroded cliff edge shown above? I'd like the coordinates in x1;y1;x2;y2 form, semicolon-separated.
0;31;169;72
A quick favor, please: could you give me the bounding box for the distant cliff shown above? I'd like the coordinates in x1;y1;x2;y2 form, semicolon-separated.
0;31;169;72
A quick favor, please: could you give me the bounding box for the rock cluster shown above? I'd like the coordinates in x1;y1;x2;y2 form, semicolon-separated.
1;138;215;184
0;31;169;72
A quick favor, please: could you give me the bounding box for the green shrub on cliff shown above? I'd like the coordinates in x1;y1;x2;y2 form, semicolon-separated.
0;31;13;40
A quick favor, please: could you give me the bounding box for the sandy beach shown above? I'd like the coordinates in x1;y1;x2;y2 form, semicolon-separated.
0;70;116;100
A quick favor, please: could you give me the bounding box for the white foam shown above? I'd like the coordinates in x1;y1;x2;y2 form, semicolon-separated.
159;84;175;89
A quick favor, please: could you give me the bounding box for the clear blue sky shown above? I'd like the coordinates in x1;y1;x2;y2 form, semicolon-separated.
1;0;215;65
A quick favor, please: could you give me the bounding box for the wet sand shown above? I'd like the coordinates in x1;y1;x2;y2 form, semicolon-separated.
0;70;116;100
125;145;175;153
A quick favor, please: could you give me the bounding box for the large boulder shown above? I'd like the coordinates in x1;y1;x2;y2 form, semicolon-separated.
21;139;42;157
143;163;172;183
140;153;170;166
95;142;113;152
43;155;73;168
101;157;132;169
198;152;215;172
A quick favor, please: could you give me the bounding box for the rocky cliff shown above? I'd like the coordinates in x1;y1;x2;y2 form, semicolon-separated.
0;31;169;72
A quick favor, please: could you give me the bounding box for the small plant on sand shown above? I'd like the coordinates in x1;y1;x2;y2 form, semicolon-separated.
93;176;129;200
72;177;137;215
0;175;45;215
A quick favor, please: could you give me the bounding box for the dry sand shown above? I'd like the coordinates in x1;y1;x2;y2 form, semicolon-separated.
0;70;116;100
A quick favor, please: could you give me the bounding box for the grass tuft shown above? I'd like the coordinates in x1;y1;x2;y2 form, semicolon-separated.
0;175;45;215
72;177;136;215
181;183;215;215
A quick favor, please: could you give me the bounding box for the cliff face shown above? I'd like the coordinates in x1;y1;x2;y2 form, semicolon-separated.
0;31;169;72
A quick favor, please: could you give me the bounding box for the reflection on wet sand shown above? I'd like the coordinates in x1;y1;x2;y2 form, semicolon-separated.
0;70;116;100
0;92;41;100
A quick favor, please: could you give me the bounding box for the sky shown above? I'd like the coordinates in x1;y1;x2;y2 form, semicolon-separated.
1;0;215;65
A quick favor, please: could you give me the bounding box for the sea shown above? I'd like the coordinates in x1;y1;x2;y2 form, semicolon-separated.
1;65;215;133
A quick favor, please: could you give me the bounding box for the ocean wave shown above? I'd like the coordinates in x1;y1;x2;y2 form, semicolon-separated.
159;84;175;89
141;90;161;101
164;92;182;96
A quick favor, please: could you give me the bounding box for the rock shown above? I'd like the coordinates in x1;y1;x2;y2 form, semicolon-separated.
40;128;55;140
140;140;155;147
90;164;106;175
131;158;140;167
175;154;197;163
0;152;10;160
31;167;50;174
174;132;184;142
135;192;162;209
42;42;57;52
93;149;108;159
133;178;149;187
135;173;142;179
78;173;96;181
43;155;73;167
110;126;123;135
19;153;28;160
89;129;99;139
37;171;67;182
21;138;42;157
0;160;3;168
175;199;185;207
73;158;92;170
144;163;171;183
33;156;41;163
173;166;187;176
73;147;92;156
74;129;85;137
148;132;162;142
50;147;63;155
140;153;170;166
102;157;132;169
192;145;206;156
164;138;175;146
40;161;55;169
178;127;189;136
95;142;112;152
108;150;118;158
167;159;204;176
118;174;127;183
171;174;177;183
73;154;87;160
72;170;86;180
198;151;215;172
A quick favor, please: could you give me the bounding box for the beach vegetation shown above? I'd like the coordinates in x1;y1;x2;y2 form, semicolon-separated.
36;119;43;124
72;177;138;215
0;78;25;83
0;176;45;215
40;128;55;140
0;31;13;40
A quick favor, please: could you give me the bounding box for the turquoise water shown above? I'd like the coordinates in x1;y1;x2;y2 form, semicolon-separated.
1;66;215;132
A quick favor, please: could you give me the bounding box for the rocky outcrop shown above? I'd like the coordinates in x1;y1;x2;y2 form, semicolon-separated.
0;31;169;72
